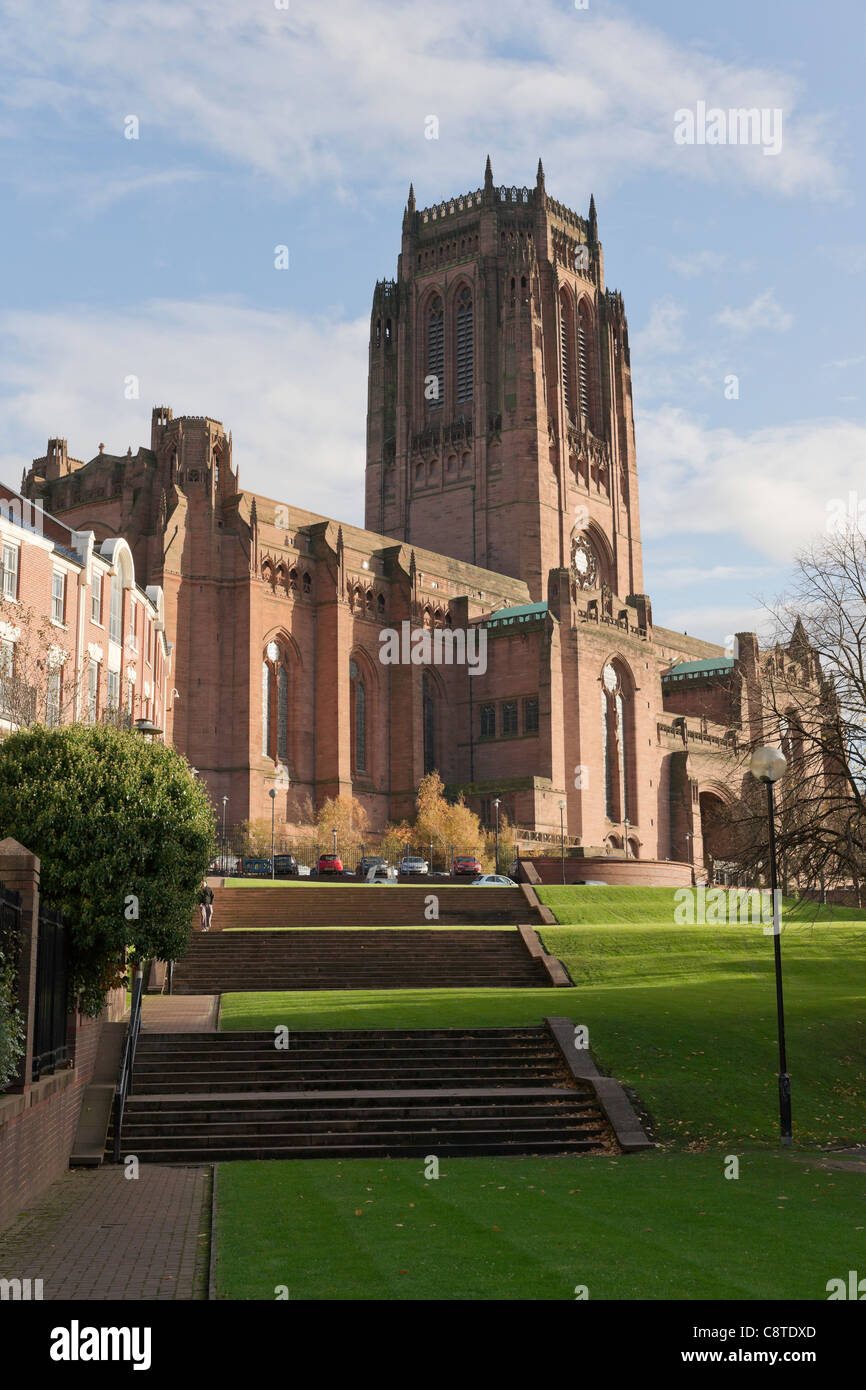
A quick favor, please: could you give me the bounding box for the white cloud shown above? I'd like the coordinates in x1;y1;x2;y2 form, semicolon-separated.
668;249;734;278
632;297;688;357
0;1;843;203
0;300;369;526
714;289;793;335
636;404;866;562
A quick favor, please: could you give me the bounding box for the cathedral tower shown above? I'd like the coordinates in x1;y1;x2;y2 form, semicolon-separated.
365;159;644;603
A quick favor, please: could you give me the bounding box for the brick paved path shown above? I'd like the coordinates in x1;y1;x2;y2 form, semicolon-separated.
0;1164;211;1300
141;994;219;1032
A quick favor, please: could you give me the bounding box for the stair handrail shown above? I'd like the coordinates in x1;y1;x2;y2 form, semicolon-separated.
113;964;144;1163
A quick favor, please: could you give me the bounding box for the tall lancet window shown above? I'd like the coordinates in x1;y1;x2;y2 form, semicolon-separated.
601;662;633;824
456;288;473;403
350;659;367;773
577;303;591;424
427;296;444;409
262;661;272;757
560;293;573;420
263;641;290;763
422;673;435;775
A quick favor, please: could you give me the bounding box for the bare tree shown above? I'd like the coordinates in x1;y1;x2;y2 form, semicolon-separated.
727;524;866;905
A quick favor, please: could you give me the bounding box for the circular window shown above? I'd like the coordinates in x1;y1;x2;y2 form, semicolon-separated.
570;532;599;589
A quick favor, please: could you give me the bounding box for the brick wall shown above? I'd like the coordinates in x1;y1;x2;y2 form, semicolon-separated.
0;1011;102;1231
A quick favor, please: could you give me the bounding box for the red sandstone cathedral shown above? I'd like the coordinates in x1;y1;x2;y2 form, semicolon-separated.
21;161;816;871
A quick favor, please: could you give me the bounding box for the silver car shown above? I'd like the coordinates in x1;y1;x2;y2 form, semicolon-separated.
398;856;429;875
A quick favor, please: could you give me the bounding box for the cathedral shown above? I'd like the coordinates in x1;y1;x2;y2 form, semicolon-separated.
20;160;811;871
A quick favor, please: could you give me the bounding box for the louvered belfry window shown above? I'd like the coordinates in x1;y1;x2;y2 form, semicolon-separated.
456;288;473;403
577;307;590;423
560;295;572;419
427;297;444;409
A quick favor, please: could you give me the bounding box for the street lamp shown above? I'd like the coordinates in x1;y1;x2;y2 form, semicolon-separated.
685;830;691;863
623;818;631;859
749;744;791;1146
269;787;277;879
493;797;501;874
133;716;163;741
221;796;228;874
558;799;566;885
429;839;434;875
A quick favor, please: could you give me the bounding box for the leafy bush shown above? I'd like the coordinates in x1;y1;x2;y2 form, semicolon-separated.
0;724;216;1015
0;946;24;1090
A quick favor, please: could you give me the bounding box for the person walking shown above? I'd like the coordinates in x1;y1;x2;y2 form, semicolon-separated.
199;879;214;931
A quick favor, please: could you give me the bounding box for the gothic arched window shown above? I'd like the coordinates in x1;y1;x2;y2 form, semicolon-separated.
601;662;633;824
423;673;435;775
577;301;592;424
350;659;367;773
427;296;444;410
262;641;290;763
560;292;573;421
456;288;473;403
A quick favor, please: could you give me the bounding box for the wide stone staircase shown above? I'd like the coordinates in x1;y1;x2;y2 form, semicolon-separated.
171;928;555;993
210;883;535;928
110;1026;612;1161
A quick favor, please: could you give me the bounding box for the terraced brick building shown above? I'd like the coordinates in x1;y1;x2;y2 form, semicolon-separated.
18;162;819;872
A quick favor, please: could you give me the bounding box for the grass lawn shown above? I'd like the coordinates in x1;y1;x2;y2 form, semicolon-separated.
214;887;866;1299
214;1149;866;1301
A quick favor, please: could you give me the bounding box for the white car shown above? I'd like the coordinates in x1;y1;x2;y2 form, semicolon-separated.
399;856;429;875
366;864;398;883
471;874;518;886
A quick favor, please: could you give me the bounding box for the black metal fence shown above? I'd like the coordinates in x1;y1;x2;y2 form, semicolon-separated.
31;900;68;1081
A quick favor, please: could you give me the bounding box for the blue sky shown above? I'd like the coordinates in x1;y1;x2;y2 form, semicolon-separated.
1;0;863;645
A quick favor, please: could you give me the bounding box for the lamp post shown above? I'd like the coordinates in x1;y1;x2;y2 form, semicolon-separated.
493;798;501;875
332;826;338;862
269;787;277;879
623;818;631;859
558;799;566;885
750;744;791;1146
429;839;434;875
685;831;691;863
221;796;228;874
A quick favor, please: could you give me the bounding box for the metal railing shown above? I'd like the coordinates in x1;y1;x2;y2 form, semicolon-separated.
113;966;143;1163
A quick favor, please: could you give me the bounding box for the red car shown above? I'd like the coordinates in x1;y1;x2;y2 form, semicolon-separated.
453;855;482;877
317;852;344;875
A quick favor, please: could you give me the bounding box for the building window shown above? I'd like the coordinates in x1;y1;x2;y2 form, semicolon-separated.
502;701;518;735
302;572;312;594
427;296;444;410
87;660;99;723
422;672;435;774
560;292;573;421
350;659;367;773
109;573;123;644
601;662;632;823
2;543;19;600
524;697;539;734
46;668;62;727
262;661;272;757
277;663;289;763
51;570;66;624
0;638;13;678
129;602;138;651
107;669;120;711
577;301;592;425
456;288;473;403
91;574;102;624
480;703;496;738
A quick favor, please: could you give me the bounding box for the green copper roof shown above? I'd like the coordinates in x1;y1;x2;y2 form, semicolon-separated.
484;602;548;626
662;657;735;680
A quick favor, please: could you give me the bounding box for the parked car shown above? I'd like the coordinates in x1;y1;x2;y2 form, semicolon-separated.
273;853;299;878
398;856;429;875
367;864;398;883
453;855;482;877
471;874;517;886
317;852;344;875
357;855;385;878
241;857;272;877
